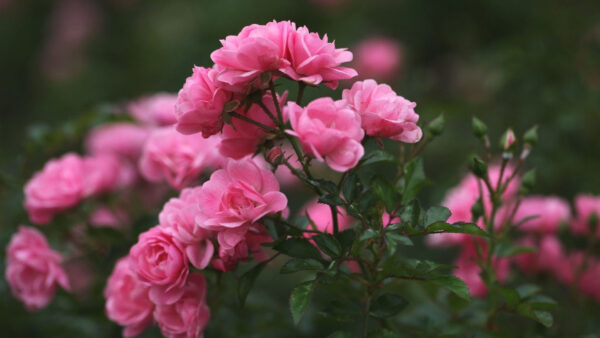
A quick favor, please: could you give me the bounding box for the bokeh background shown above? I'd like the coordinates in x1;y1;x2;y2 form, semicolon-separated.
1;0;599;337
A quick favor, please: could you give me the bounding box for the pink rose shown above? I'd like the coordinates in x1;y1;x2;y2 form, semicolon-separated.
128;93;178;126
354;37;403;81
514;196;570;234
212;224;271;272
5;226;70;310
515;236;565;276
85;123;150;161
570;194;600;236
197;159;287;230
342;79;422;143
89;206;129;229
154;273;210;338
24;153;85;224
282;26;357;89
82;154;121;196
287;98;364;172
211;20;295;90
129;226;189;304
219;92;287;159
579;261;600;301
302;199;353;234
139;127;222;190
104;257;154;337
174;66;230;137
159;188;215;269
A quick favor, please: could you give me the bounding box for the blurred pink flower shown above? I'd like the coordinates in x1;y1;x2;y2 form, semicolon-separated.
453;241;510;297
85;123;150;161
128;93;178;126
342;79;422;143
89;206;129;229
354;37;403;81
104;257;153;337
5;226;70;311
514;196;570;234
287;98;364;172
302;199;354;234
570;194;600;236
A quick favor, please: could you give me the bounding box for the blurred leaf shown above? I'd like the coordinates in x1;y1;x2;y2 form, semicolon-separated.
401;157;427;204
368;328;399;338
343;173;360;202
281;259;324;274
274;238;323;261
312;233;342;258
494;243;536;257
361;150;396;166
238;260;268;307
424;206;451;225
427;222;488;237
370;294;409;318
290;280;315;325
516;284;541;299
499;287;521;308
431;275;471;300
319;194;345;206
310;179;338;194
360;229;380;241
335;229;356;252
385;232;413;255
517;303;553;327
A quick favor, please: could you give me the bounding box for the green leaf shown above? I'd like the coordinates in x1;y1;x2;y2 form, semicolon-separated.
401;158;427;204
432;275;471;300
290;280;316;325
517;303;553;327
335;229;356;252
427;222;488;237
359;229;380;241
370;294;409;318
342;173;360;202
527;295;558;310
312;233;342;257
274;238;323;261
385;232;413;255
400;199;421;227
425;206;451;225
262;218;279;240
327;331;350;338
293;216;310;230
374;178;398;212
499;287;521;308
362;150;396;166
310;179;338;194
367;329;398;338
516;284;541;299
495;243;536;257
281;259;324;274
319;194;345;206
238;261;268;307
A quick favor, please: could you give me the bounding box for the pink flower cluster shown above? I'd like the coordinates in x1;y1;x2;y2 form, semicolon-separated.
105;158;286;336
5;226;70;311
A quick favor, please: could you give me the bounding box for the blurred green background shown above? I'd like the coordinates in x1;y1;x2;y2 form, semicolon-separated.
1;0;599;337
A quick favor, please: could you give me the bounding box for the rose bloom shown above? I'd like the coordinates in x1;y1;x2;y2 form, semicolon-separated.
282;25;357;89
342;79;422;143
570;194;600;236
139;127;222;190
24;153;85;224
5;226;70;310
197;158;287;230
174;66;230;137
89;206;129;229
287;98;364;172
128;93;178;126
354;37;403;81
104;257;154;337
159;187;215;269
579;260;600;301
129;226;189;304
514;196;570;234
85;123;151;161
154;273;210;338
514;235;565;276
212;224;271;272
219;92;287;159
211;20;294;90
426;165;520;247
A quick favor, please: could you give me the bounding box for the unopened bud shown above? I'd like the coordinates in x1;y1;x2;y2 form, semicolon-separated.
469;156;488;179
267;146;283;164
472;117;488;139
500;128;517;152
427;113;445;137
523;125;538;146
